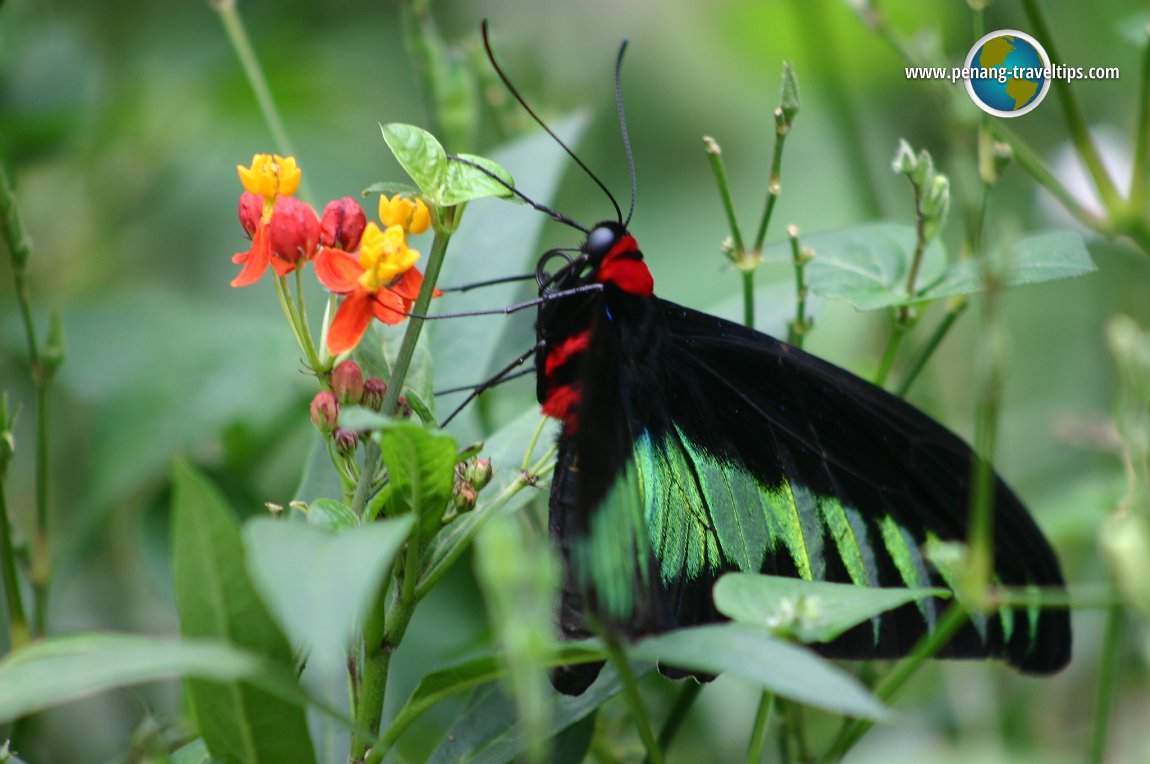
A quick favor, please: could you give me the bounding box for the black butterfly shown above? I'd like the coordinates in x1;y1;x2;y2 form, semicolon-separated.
453;23;1071;696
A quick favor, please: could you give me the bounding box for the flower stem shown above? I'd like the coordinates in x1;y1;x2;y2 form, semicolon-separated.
653;681;702;760
873;321;908;389
705;137;747;256
745;691;774;764
0;479;30;650
604;633;663;764
350;224;454;761
823;602;969;758
1129;24;1150;208
211;0;315;202
273;275;323;374
1089;596;1124;764
1;162;53;639
895;299;967;398
785;227;812;349
1019;0;1122;213
293;267;325;372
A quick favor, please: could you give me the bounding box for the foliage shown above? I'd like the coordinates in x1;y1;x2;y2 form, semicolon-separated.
0;0;1148;762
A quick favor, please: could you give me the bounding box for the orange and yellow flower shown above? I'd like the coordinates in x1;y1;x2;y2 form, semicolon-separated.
316;223;426;354
231;154;318;287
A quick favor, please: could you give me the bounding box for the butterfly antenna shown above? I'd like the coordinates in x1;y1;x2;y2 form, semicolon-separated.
448;154;588;233
614;39;637;227
482;19;623;224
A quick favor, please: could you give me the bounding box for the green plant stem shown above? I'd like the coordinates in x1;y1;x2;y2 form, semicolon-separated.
1;163;52;639
651;681;702;762
351;226;454;761
519;415;548;474
751;126;789;253
1090;598;1124;764
823;603;968;759
786;229;810;348
705;137;747;256
741;272;755;330
965;278;1004;603
992;124;1107;233
873;322;908;389
1130;25;1150;207
604;634;663;764
1019;0;1122;212
0;484;29;649
294;267;325;373
895;299;968;397
272;275;323;374
212;0;314;201
745;691;773;764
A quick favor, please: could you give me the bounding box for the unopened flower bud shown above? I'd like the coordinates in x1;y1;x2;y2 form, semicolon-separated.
452;481;478;513
892;139;917;175
309;391;339;433
363;377;387;411
238;191;263;237
333;427;358;455
268;197;320;265
332;360;365;405
320;197;367;251
395;395;412;418
468;458;493;490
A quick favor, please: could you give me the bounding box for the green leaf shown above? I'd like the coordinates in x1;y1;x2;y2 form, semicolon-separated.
380;124;514;208
417;409;557;597
171;460;317;764
242;515;414;674
305;498;360;531
171;739;212;764
763;223;947;310
713;573;949;643
381;123;448;203
361;181;423;199
915;231;1096;302
428;664;631;764
628;623;889;720
473;515;560;761
376;421;457;542
0;633;260;724
440;153;515;206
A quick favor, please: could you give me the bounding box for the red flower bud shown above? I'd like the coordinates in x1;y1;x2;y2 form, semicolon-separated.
309;391;339;433
469;458;493;489
363;377;387;411
333;427;358;455
320;197;367;251
238;192;263;237
332;360;365;404
395;395;412;419
268;197;320;265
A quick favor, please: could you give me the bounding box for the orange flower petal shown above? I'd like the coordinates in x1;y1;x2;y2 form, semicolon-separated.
315;248;364;293
230;226;271;287
391;268;423;301
370;288;408;325
270;255;298;277
327;290;374;355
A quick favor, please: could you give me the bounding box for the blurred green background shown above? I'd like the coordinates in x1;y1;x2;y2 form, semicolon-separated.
1;0;1148;761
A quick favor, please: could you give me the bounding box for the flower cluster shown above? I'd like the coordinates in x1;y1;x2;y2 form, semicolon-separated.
309;360;410;452
231;154;436;355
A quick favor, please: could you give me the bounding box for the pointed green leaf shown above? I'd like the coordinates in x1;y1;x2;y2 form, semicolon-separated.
428;665;632;764
243;515;414;675
361;181;423;199
628;623;889;720
0;633;260;724
376;421;457;542
915;231;1096;302
713;573;949;643
381;123;448;202
305;498;360;530
439;153;515;206
171;460;317;764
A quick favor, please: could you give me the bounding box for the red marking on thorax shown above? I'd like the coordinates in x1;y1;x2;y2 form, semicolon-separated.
596;234;654;296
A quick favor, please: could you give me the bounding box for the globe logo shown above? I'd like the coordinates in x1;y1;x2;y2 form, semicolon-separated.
964;30;1051;117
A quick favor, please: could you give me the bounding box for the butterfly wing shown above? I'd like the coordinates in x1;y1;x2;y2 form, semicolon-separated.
550;296;1070;693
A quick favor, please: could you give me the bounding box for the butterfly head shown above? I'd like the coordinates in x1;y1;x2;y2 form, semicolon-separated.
581;221;654;297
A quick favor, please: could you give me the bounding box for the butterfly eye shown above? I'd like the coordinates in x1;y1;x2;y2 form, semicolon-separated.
585;225;618;258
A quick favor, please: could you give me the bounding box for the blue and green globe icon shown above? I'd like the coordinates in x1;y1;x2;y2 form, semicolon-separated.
964;30;1051;117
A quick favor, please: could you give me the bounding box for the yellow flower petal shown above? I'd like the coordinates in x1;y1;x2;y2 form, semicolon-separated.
378;195;413;229
237;154;302;200
408;199;431;234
